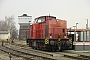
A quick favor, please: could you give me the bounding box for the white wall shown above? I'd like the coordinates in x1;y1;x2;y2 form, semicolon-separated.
18;17;32;23
0;34;8;40
80;31;90;41
8;32;10;40
0;33;10;40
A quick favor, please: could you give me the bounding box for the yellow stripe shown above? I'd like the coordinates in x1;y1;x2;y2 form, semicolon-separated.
69;38;72;44
45;39;49;44
58;38;61;41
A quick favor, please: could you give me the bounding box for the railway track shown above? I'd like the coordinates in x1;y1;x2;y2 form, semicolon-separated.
1;42;75;60
53;52;90;60
14;43;90;60
1;43;57;60
13;43;54;57
4;44;85;60
63;53;89;60
8;43;90;60
2;41;90;60
0;46;34;60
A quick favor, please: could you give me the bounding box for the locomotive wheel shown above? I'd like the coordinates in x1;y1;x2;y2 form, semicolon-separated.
45;45;51;52
51;45;56;52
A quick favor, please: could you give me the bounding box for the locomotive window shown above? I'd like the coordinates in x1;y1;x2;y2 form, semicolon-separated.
52;17;56;20
38;17;45;22
38;19;41;23
22;26;29;29
62;29;65;32
41;18;45;22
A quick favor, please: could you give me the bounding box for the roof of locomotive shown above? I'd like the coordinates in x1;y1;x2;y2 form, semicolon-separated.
34;16;56;20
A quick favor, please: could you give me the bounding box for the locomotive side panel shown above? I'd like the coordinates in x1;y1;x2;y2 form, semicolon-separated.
30;23;40;39
30;25;33;38
39;23;46;38
32;24;36;39
35;23;40;38
48;19;67;39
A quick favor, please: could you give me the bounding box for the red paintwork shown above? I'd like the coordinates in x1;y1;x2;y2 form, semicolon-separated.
30;23;40;39
30;25;32;38
47;19;67;39
30;16;68;39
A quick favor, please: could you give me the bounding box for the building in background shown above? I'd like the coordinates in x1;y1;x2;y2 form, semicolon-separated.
18;14;32;40
68;28;90;50
0;31;10;40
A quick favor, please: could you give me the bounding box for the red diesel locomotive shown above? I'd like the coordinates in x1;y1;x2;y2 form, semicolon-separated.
27;16;71;51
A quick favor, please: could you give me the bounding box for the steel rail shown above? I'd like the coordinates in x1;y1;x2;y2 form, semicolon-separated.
0;46;34;60
13;43;53;57
2;44;56;60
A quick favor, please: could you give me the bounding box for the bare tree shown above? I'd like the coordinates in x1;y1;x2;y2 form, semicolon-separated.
0;16;18;39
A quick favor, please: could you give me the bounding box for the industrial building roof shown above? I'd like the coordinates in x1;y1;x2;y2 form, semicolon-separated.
18;14;32;17
0;31;9;34
68;28;90;31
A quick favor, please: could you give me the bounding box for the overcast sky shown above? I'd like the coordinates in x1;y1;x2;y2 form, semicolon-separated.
0;0;90;29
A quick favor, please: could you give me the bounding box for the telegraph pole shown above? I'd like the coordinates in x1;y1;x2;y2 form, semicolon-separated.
86;19;88;29
73;26;76;42
76;23;78;29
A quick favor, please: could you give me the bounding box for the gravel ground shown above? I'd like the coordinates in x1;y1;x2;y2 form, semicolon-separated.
0;40;77;60
0;50;75;60
0;50;25;60
0;41;25;60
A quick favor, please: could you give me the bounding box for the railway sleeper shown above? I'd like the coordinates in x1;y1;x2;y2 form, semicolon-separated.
64;55;89;60
7;43;54;57
64;55;76;59
0;46;34;60
77;57;89;60
3;45;56;60
80;55;90;59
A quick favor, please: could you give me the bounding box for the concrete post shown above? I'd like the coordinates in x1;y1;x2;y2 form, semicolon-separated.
86;31;87;41
89;31;90;42
83;30;85;50
2;41;4;46
74;30;76;42
9;53;12;60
